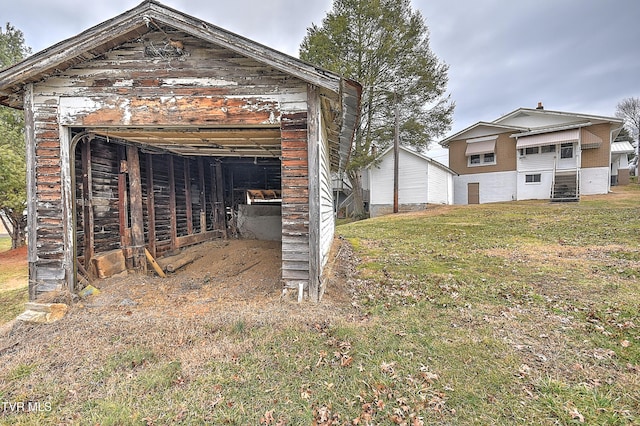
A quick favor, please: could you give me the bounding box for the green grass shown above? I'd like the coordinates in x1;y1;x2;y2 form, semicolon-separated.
0;188;639;425
0;235;11;252
0;287;28;324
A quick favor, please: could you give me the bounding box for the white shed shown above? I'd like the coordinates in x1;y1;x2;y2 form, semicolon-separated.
366;145;455;217
611;141;635;185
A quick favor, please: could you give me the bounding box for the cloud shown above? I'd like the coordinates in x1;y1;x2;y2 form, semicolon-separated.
4;0;640;136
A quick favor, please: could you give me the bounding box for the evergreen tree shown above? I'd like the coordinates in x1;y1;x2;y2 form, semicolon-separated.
300;0;454;216
0;23;31;248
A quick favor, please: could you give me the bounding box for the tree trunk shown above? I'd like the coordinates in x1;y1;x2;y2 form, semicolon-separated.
11;225;25;249
347;170;366;218
1;212;26;249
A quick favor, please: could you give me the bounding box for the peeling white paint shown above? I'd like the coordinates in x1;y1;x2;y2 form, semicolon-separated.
113;79;134;87
161;77;238;87
119;98;132;125
58;97;102;125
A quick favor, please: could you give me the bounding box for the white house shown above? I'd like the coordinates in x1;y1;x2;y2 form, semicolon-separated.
364;145;455;217
611;141;635;185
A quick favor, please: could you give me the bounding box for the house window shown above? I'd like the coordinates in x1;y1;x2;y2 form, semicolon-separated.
541;145;555;153
525;174;541;183
525;146;539;155
468;153;496;166
560;143;573;159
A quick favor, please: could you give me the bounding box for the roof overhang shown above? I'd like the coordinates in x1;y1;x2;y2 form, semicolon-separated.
439;122;525;147
515;129;579;149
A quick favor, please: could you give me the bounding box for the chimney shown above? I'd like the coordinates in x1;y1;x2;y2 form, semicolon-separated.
536;102;544;110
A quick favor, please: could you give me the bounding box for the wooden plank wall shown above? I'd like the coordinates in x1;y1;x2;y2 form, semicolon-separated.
49;29;308;125
318;106;336;300
281;112;311;290
28;98;67;294
74;137;225;274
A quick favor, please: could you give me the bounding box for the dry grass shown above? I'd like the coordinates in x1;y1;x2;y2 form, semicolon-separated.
1;186;639;424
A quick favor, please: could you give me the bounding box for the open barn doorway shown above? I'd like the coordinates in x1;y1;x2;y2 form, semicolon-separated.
70;128;283;286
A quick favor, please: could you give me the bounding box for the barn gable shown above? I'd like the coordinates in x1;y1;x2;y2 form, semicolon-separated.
0;0;360;302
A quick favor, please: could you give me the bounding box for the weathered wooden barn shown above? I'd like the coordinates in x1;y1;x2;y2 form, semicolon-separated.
0;1;360;302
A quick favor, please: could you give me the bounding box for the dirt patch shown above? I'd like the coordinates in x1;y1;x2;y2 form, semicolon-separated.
26;237;358;329
0;245;28;292
0;245;27;262
78;238;355;318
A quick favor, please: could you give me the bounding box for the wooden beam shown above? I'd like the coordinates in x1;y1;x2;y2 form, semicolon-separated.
212;161;226;235
117;146;130;250
168;155;177;251
81;139;95;266
127;145;146;272
145;248;166;278
184;158;193;235
307;85;321;302
176;230;221;248
145;154;157;257
198;157;206;233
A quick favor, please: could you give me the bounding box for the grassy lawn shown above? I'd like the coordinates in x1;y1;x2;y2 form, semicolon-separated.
0;187;639;425
0;235;11;252
0;236;28;325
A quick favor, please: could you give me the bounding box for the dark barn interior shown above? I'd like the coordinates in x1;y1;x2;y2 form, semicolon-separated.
71;129;282;280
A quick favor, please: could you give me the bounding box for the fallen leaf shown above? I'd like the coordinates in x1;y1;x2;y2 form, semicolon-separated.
381;361;396;375
341;355;353;367
260;410;274;425
621;340;631;347
568;407;584;423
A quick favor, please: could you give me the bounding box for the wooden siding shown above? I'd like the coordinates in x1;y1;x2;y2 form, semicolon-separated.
25;88;68;294
427;163;452;205
281;112;310;289
41;29;307;125
318;109;335;295
581;124;612;168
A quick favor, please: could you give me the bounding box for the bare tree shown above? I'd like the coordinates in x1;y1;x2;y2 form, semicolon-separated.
616;97;640;177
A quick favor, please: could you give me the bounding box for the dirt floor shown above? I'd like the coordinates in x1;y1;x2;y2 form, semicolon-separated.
30;237;358;327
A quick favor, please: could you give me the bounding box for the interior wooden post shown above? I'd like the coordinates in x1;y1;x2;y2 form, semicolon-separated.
184;158;193;235
117;146;130;252
80;138;94;268
198;158;207;233
212;161;226;235
145;154;157;257
127;145;146;272
168;156;178;250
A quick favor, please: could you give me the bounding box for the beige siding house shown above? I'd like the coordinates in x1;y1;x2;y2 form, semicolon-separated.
440;105;624;204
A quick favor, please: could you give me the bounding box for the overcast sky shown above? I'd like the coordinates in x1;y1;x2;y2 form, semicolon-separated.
3;0;640;154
